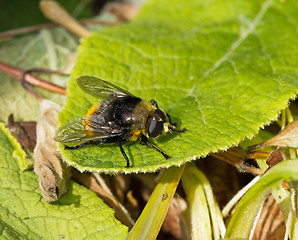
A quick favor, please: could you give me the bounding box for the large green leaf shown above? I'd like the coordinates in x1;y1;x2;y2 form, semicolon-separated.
58;0;298;173
0;123;128;239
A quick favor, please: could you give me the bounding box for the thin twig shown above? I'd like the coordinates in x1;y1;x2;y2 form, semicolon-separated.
72;171;134;228
222;176;261;218
40;0;91;38
0;61;66;96
0;19;118;40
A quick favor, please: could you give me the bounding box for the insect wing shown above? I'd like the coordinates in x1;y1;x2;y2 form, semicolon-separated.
77;76;133;99
55;117;93;143
55;116;125;143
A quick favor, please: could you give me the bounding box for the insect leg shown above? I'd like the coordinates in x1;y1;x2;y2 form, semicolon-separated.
166;113;188;133
169;127;188;133
150;99;159;108
118;141;130;168
140;135;171;160
166;113;176;126
64;140;101;150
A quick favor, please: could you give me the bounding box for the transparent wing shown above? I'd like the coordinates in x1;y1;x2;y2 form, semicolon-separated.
77;76;134;99
55;116;126;143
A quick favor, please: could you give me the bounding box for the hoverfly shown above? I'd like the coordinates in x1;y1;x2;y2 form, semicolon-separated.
55;76;187;168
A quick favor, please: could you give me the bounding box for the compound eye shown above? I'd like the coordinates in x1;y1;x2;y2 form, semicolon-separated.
155;109;167;121
148;118;164;138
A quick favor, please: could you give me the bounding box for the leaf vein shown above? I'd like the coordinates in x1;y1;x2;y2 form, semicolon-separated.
202;0;274;78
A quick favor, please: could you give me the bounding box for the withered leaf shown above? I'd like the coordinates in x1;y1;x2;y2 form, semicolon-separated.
252;195;285;240
266;148;286;168
210;147;263;175
34;99;71;202
251;120;298;150
72;170;134;228
8;114;36;152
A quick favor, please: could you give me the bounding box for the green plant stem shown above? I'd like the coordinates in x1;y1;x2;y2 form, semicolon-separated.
182;164;212;239
222;176;261;218
182;163;225;239
126;165;185;240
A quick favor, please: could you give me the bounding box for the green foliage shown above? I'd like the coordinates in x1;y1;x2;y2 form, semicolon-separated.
0;123;33;170
225;160;298;238
182;163;225;239
0;28;77;122
182;165;213;239
0;124;128;239
58;0;298;173
0;0;297;238
127;166;185;239
0;0;92;31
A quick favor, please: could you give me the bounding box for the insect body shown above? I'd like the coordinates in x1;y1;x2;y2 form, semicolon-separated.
55;76;186;168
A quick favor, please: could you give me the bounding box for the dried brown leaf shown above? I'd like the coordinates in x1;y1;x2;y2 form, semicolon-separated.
110;174;131;204
40;0;90;37
72;170;134;228
161;197;187;240
266;148;286;168
252;120;298;149
211;147;263;176
8;114;36;152
252;195;285;240
34;100;71;202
